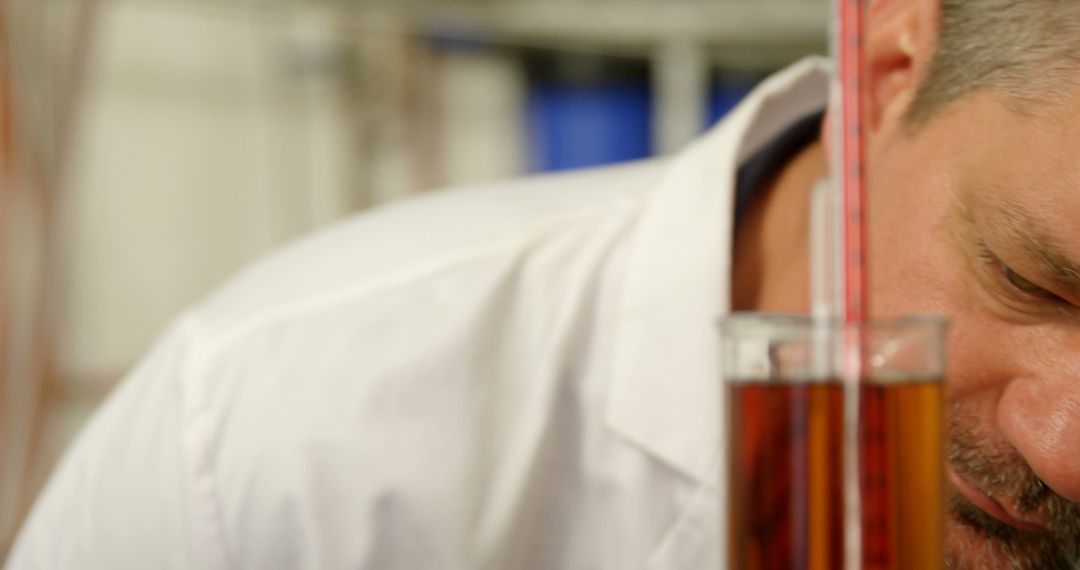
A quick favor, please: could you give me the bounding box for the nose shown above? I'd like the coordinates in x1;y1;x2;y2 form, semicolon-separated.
998;374;1080;502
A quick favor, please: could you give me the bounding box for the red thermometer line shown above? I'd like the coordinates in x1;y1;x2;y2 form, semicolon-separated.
837;2;888;570
839;0;868;324
840;3;905;568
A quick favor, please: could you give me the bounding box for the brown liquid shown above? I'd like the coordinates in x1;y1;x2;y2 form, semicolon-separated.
860;381;946;570
727;381;944;570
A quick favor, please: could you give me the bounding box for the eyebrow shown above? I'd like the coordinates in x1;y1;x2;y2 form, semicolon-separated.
982;198;1080;299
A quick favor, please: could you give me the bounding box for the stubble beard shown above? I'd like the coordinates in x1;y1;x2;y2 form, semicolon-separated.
944;410;1080;569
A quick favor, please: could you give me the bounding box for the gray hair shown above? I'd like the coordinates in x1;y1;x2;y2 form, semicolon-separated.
907;0;1080;127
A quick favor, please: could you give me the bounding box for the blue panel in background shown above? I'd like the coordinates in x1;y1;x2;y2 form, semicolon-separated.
706;76;760;129
426;38;767;174
525;57;764;172
524;52;652;173
526;82;652;172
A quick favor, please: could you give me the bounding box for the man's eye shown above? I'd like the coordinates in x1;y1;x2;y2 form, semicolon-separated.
1003;265;1046;294
976;244;1058;302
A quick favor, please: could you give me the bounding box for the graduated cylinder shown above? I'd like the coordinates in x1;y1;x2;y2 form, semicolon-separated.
720;314;948;570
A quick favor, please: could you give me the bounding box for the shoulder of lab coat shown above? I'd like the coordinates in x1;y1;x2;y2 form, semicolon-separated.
7;56;831;570
6;158;668;570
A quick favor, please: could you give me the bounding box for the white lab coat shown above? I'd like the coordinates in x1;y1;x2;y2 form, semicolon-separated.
7;58;830;570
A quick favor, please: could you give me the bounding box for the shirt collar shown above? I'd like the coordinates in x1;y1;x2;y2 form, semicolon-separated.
605;57;832;484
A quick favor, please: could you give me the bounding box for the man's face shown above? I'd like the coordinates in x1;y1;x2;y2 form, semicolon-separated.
867;89;1080;568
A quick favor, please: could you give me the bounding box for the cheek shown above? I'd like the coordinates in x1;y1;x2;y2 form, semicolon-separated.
865;177;952;318
942;312;1016;400
870;228;1010;400
868;190;1015;400
864;144;1011;400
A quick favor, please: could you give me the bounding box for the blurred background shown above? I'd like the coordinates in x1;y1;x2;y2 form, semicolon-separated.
0;0;827;557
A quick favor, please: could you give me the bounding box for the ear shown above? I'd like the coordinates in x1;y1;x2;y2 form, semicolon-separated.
864;0;937;132
821;0;938;155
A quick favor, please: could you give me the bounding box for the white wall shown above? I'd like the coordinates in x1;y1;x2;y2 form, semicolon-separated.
58;2;296;384
438;48;526;186
55;1;530;390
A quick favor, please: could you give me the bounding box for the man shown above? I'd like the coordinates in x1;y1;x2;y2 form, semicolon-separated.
7;0;1080;567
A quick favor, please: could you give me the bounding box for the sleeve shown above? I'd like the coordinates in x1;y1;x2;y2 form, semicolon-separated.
5;317;228;570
